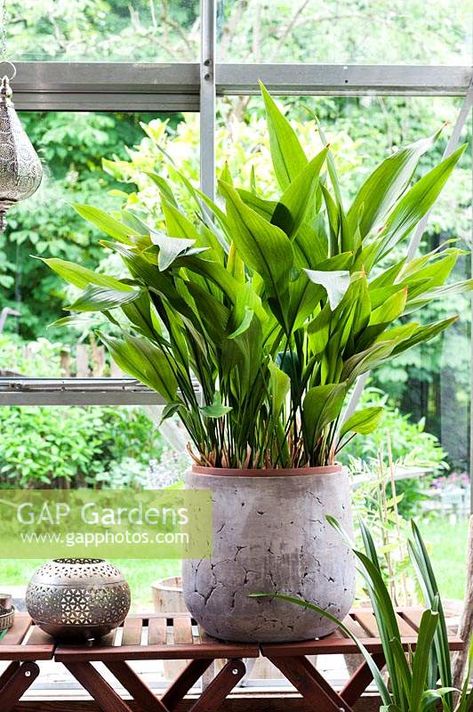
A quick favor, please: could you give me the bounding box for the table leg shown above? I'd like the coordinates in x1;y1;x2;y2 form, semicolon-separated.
189;658;246;712
0;661;20;689
341;652;385;706
64;661;134;712
267;655;355;712
105;660;169;712
0;661;39;712
161;658;213;711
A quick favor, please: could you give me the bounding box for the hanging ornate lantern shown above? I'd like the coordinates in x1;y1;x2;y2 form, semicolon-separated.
0;70;43;231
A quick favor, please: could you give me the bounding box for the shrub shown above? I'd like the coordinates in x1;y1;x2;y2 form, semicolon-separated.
0;405;164;489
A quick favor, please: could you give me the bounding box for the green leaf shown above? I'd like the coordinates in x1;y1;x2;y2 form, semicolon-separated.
101;333;178;401
342;341;397;382
410;607;439;711
378;144;467;257
340;406;384;438
74;204;138;244
228;307;254;339
219;180;294;298
162;200;201;240
200;392;232;418
259;81;308;189
41;257;134;291
150;230;196;271
67;286;141;312
144;172;179;206
303;383;347;451
304;269;351;310
390;317;457;355
347;131;441;239
271;147;329;238
408;522;453;707
268;360;291;417
237;189;277;220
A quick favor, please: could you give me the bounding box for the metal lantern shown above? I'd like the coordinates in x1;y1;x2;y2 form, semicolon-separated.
26;558;131;640
0;74;43;231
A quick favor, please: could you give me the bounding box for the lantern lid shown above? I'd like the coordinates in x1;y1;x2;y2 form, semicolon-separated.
0;76;12;105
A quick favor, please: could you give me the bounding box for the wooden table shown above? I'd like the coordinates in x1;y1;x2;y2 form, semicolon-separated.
2;609;465;712
55;614;259;712
0;613;55;712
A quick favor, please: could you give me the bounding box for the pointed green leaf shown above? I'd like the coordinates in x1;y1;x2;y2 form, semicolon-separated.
305;269;351;310
340;406;384;438
150;230;196;271
219;180;294;297
271;147;329;238
268;359;291;417
260;81;308;189
303;383;347;451
347;131;442;239
101;333;178;401
67;286;141;312
41;258;134;292
74;204;138;244
378;144;467;257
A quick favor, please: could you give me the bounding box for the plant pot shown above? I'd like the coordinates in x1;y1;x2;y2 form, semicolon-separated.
182;465;355;643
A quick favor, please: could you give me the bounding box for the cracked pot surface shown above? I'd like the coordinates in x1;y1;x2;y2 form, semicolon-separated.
182;466;355;643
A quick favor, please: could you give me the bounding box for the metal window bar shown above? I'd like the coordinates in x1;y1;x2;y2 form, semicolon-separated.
9;63;472;111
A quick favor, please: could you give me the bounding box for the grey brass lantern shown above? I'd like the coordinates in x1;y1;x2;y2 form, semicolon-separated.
0;73;43;231
26;558;131;640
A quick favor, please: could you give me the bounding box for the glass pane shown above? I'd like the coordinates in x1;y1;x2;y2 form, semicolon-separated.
0;110;199;377
0;403;184;613
216;93;472;603
217;0;472;64
7;0;199;62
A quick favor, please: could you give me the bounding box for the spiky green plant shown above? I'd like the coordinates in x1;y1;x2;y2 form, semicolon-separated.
43;84;470;469
256;520;473;712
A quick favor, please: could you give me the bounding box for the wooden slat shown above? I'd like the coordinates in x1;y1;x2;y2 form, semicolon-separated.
343;614;371;639
400;609;464;650
173;616;193;645
121;618;143;647
25;626;54;647
262;637;378;657
394;612;418;638
56;638;259;662
0;615;32;648
400;607;425;631
352;611;379;638
147;617;167;646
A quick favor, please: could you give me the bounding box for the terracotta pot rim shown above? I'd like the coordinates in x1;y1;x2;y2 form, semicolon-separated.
190;464;344;477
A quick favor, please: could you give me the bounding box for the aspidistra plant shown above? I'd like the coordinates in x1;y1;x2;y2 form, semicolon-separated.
43;84;471;469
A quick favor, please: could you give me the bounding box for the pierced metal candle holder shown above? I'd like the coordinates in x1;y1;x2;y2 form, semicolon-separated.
0;74;43;231
26;558;131;641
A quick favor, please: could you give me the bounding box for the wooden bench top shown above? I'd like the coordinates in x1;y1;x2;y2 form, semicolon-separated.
0;613;55;661
55;613;260;662
54;608;465;663
262;607;465;657
1;609;463;664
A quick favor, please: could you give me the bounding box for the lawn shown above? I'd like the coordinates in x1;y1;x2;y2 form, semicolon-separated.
0;515;467;610
419;515;468;602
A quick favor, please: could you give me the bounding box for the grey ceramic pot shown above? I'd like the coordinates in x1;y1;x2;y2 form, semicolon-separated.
182;465;355;643
26;558;131;640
